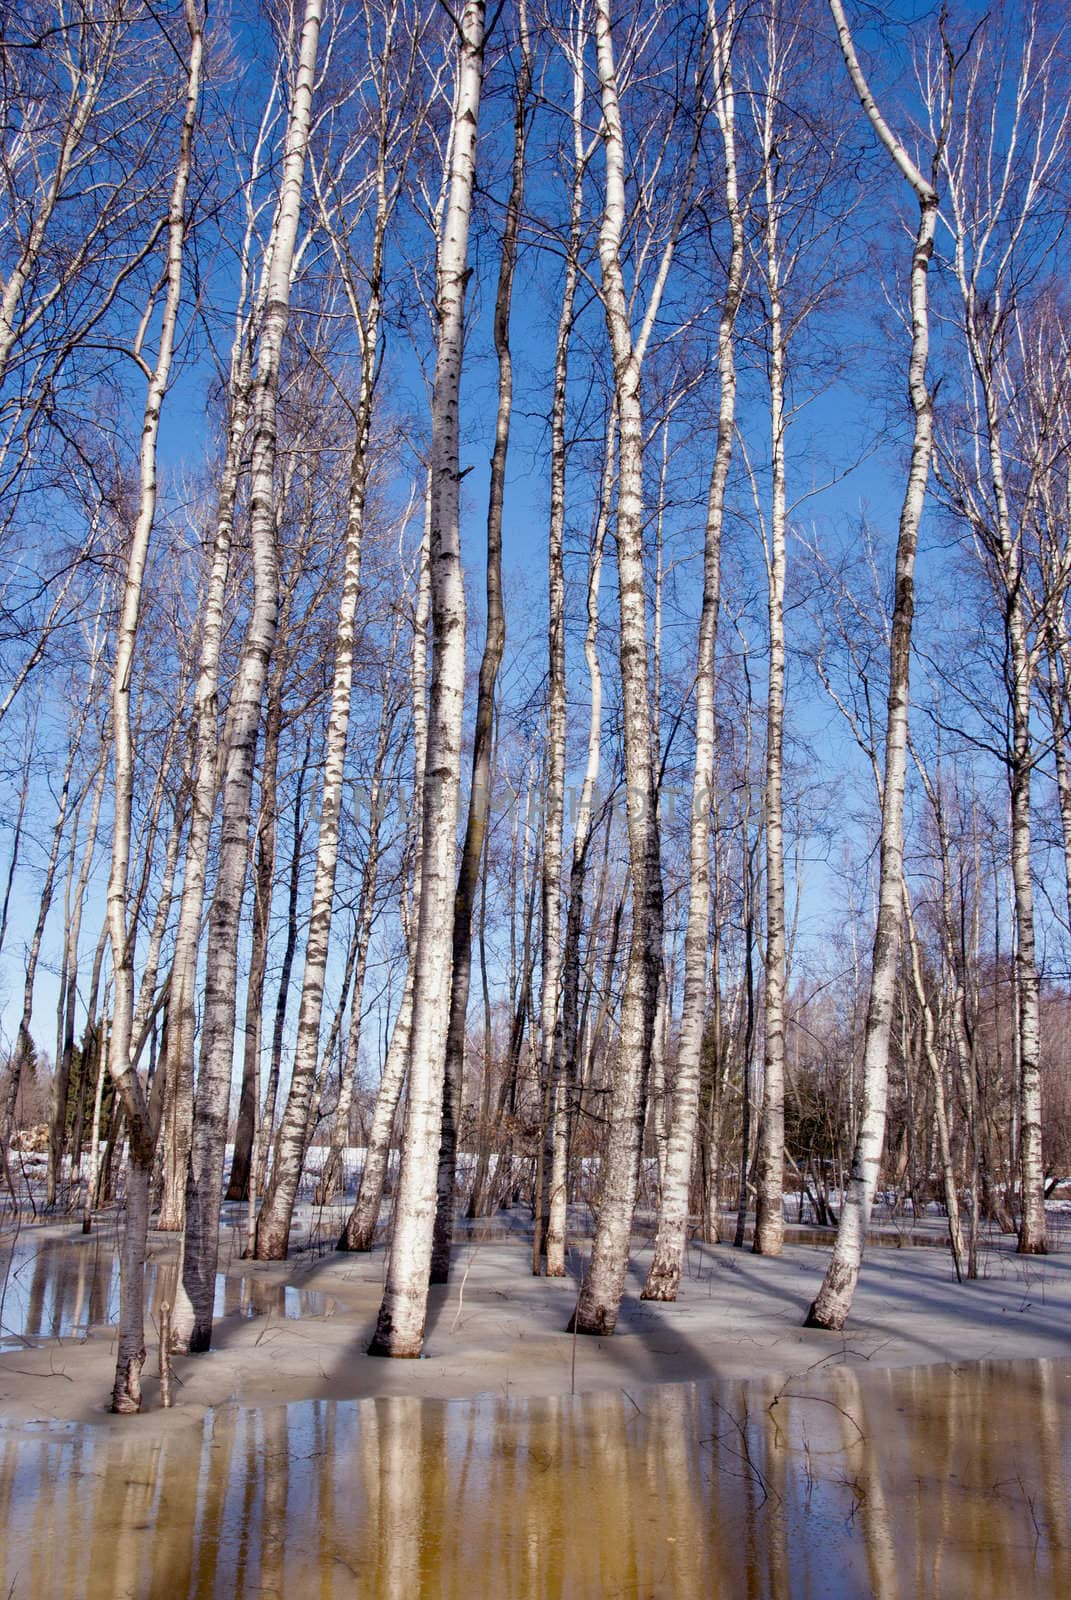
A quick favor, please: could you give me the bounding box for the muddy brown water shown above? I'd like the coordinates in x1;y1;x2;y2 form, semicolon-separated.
1;1235;1068;1595
0;1358;1068;1597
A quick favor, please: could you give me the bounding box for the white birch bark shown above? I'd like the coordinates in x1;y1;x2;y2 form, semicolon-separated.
172;0;323;1351
160;83;280;1226
556;416;613;1240
339;520;430;1252
104;0;203;1409
48;757;107;1206
935;27;1066;1253
543;9;593;1279
432;4;528;1284
338;971;414;1250
316;688;402;1208
225;685;282;1205
1042;643;1071;941
806;0;943;1331
912;743;981;1275
254;107;393;1260
570;0;669;1336
752;18;788;1256
642;0;742;1298
901;885;965;1277
368;0;485;1356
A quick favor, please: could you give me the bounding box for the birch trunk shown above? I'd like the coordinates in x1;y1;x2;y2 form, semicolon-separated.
948;302;1046;1257
431;6;528;1284
556;420;613;1244
165;66;285;1217
254;150;389;1260
570;0;668;1336
1011;703;1046;1252
0;732;31;966
315;700;399;1208
753;29;788;1257
48;759;106;1207
130;773;188;1065
806;0;942;1331
642;0;741;1298
173;0;323;1351
1042;641;1071;939
936;15;1063;1257
541;15;586;1279
903;887;966;1279
369;0;485;1356
225;688;281;1202
913;747;981;1276
971;371;1045;1252
733;798;759;1250
105;1;203;1409
339;519;430;1251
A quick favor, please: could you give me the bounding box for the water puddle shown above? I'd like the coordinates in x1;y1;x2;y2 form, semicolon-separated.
0;1358;1067;1596
782;1222;942;1249
0;1237;334;1349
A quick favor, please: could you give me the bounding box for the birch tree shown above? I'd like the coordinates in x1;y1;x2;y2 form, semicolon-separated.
368;0;485;1357
158;59;286;1228
338;522;430;1252
104;0;203;1409
254;0;429;1260
172;0;324;1353
570;0;699;1336
642;0;743;1301
537;0;598;1279
431;1;529;1284
932;8;1070;1253
805;0;947;1332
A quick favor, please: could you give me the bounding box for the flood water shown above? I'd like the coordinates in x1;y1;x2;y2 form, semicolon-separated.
2;1233;1068;1595
0;1236;334;1349
0;1357;1068;1597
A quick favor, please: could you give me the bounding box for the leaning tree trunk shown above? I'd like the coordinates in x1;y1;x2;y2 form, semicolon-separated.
368;0;485;1358
172;0;322;1352
254;156;389;1262
105;1;203;1409
337;965;414;1250
806;0;943;1332
642;0;741;1300
160;212;267;1228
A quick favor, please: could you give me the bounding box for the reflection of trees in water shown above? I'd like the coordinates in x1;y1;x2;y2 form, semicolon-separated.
1;1365;1070;1596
